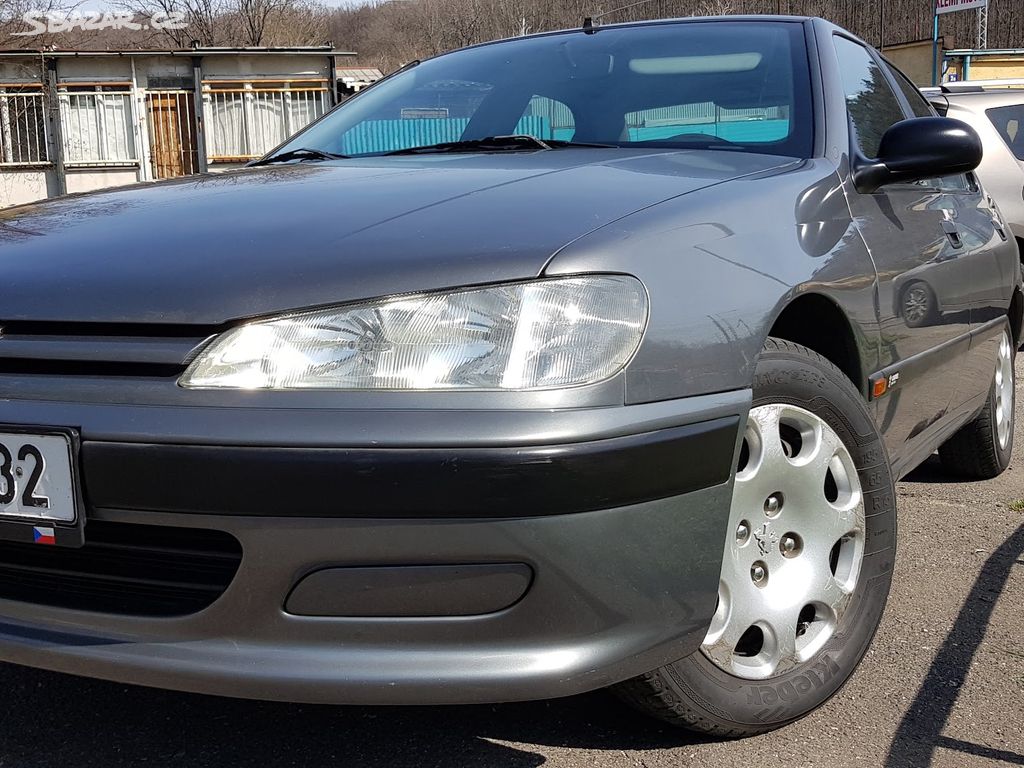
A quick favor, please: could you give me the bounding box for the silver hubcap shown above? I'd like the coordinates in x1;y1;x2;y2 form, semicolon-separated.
702;404;866;680
995;331;1014;451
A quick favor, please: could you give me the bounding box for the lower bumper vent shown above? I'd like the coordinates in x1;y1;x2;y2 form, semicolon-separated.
0;521;242;617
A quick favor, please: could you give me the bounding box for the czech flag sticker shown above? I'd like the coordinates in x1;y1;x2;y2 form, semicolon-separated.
32;526;56;546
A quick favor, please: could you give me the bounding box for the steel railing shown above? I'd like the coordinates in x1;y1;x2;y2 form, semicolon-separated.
0;88;48;166
204;85;328;161
60;91;137;166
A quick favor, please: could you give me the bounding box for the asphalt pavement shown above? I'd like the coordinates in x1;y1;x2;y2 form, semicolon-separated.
0;361;1022;768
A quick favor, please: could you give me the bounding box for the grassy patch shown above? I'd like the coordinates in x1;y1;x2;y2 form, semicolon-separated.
1009;499;1024;512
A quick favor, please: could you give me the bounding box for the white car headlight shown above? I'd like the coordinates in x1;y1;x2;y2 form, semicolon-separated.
179;276;648;390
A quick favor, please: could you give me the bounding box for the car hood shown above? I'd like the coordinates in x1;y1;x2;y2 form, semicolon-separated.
0;149;793;325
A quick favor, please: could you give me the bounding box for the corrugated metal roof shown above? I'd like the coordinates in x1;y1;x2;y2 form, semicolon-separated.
336;68;383;82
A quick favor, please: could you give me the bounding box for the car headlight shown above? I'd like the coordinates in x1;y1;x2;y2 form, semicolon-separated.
179;276;648;390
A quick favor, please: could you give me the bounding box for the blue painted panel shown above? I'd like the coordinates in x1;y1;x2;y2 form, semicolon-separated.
341;116;555;154
628;119;791;143
341;118;468;154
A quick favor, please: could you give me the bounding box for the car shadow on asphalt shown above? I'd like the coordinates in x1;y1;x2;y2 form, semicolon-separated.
884;520;1024;768
0;666;706;767
901;454;968;484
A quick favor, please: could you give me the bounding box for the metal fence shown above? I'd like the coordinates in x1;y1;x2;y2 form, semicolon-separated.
0;87;48;165
626;103;786;128
339;116;556;155
204;83;328;162
60;91;137;165
2;80;332;180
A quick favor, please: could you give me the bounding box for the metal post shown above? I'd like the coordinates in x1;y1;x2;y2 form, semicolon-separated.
879;0;885;50
131;56;153;182
976;3;988;49
45;57;66;196
327;54;338;108
932;11;939;86
191;56;208;174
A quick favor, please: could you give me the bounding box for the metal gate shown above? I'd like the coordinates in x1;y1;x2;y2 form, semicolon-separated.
145;90;199;179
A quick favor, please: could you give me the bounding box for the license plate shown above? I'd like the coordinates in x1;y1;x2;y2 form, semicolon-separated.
0;428;83;547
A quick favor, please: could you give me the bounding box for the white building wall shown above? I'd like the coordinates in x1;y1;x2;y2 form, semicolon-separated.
64;167;140;195
0;168;54;208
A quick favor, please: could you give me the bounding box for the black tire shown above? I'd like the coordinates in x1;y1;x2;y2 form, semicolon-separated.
939;329;1015;479
614;337;897;737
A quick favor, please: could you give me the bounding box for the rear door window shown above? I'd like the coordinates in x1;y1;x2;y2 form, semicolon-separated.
987;105;1024;160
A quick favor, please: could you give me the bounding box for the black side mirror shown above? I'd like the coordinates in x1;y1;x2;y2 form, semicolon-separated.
852;117;983;194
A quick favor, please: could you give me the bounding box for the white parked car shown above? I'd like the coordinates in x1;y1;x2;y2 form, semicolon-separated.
927;83;1024;249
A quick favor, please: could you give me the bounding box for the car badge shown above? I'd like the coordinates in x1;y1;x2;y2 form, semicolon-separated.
754;523;778;557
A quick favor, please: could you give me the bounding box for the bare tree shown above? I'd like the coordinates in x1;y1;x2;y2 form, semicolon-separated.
693;0;734;16
4;0;1021;62
235;0;287;45
115;0;227;46
259;0;331;46
1;0;74;48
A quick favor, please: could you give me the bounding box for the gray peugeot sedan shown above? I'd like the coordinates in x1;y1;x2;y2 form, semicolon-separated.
0;16;1019;737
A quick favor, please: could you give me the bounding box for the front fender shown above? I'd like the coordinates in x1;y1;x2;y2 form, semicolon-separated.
544;158;880;404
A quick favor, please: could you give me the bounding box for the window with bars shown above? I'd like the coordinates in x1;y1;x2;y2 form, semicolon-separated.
0;86;48;165
204;82;329;161
59;90;137;165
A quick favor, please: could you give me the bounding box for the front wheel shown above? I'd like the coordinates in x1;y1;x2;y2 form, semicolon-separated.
616;338;896;736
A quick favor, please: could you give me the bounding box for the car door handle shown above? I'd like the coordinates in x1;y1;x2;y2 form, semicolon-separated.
986;196;1008;241
941;220;963;249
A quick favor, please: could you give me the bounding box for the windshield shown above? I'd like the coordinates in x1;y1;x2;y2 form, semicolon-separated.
278;21;814;159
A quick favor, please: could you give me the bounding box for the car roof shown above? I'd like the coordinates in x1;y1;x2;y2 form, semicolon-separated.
928;89;1024;110
449;15;824;54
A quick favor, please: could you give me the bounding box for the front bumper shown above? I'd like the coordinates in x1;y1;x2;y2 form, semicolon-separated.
0;389;748;705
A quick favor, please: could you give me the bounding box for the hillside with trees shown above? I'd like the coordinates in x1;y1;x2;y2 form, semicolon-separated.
328;0;1023;72
1;0;1020;67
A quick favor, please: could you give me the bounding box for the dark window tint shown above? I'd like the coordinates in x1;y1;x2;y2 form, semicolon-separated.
987;105;1024;161
833;36;906;157
885;63;934;118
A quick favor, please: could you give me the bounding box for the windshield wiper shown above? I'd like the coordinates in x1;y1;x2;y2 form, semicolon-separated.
385;135;553;155
545;139;620;149
637;134;742;149
250;147;350;166
385;135;622;155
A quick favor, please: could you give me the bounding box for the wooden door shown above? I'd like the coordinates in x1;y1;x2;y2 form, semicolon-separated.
146;91;198;179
